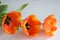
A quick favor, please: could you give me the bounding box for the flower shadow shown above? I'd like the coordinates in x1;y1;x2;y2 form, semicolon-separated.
0;29;51;40
10;30;50;40
0;28;5;36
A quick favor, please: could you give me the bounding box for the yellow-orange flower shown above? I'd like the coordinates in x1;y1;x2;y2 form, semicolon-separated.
2;11;22;34
43;14;57;37
22;14;41;36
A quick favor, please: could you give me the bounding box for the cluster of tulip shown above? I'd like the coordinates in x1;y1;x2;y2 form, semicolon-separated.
1;4;57;37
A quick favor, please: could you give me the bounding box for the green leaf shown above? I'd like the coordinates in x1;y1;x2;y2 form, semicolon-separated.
0;5;8;26
0;21;2;26
17;4;28;12
0;5;8;13
0;13;7;16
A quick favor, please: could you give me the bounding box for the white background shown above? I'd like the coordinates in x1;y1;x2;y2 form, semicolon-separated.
0;0;60;40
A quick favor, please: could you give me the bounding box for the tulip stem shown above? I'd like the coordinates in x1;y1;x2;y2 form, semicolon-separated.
16;4;28;12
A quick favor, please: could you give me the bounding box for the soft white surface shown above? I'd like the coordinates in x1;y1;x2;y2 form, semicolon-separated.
0;0;60;40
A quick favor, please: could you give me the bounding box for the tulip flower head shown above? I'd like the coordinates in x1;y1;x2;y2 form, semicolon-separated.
22;14;41;36
43;14;57;37
2;11;22;34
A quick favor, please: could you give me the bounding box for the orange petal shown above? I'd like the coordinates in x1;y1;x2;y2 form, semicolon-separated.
45;31;53;37
7;11;21;20
28;20;41;26
28;25;40;36
2;22;16;34
51;26;57;31
43;14;57;36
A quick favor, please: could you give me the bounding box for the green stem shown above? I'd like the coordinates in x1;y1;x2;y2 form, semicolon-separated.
16;4;28;12
0;1;1;4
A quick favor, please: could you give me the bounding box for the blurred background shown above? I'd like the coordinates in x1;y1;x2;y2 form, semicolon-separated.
0;0;60;40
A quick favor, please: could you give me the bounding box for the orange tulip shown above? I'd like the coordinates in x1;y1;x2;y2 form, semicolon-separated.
2;11;22;34
22;14;41;36
43;14;57;37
